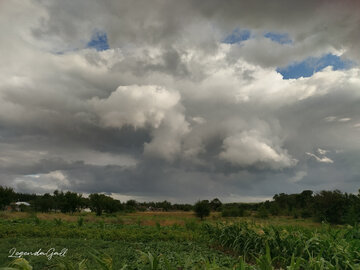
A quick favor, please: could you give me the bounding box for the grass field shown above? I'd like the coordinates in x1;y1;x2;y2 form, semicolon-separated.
0;211;359;269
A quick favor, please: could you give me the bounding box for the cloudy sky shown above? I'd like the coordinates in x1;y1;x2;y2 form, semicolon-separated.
1;0;360;203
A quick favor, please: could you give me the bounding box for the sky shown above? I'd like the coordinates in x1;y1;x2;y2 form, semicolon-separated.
0;0;360;203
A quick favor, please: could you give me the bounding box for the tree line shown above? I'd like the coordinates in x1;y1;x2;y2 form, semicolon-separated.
217;189;360;225
0;186;193;215
0;186;359;224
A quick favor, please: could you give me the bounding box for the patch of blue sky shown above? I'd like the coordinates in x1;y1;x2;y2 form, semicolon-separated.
222;28;251;44
264;32;292;44
277;53;354;79
87;31;110;51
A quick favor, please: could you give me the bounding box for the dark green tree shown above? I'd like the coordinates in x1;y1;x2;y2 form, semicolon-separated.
35;193;54;212
89;193;106;216
210;198;222;211
194;200;211;220
313;190;347;224
126;200;138;211
155;200;172;211
0;186;15;210
89;193;122;215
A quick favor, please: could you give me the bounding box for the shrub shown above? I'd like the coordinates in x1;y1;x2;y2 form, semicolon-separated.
54;218;63;226
301;209;312;218
256;206;269;219
185;220;198;231
78;217;84;227
221;207;244;217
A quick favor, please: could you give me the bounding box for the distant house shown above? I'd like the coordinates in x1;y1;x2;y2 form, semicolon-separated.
11;202;31;211
81;207;92;213
15;202;30;207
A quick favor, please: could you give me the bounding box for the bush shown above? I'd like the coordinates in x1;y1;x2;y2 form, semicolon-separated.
54;218;63;226
78;217;84;227
30;213;40;225
301;209;312;218
221;207;244;217
256;206;269;219
344;206;359;226
185;220;198;231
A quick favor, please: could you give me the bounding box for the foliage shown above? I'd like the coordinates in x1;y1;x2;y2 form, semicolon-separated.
194;200;211;220
202;222;360;269
2;185;360;224
210;198;222;211
221;206;244;217
0;186;15;210
1;215;360;269
77;217;84;227
0;258;33;270
255;206;268;219
89;194;122;216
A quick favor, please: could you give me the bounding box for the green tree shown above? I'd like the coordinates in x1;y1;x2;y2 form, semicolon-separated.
210;198;222;211
64;191;82;213
89;194;107;216
126;200;138;211
89;193;122;216
194;200;211;220
0;186;15;210
35;193;54;212
155;200;172;211
313;190;347;224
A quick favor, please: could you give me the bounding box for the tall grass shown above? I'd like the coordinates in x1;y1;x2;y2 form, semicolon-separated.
201;222;360;269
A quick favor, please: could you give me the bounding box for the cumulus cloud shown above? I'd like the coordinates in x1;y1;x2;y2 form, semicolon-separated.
91;85;190;160
14;171;70;194
90;85;181;129
220;131;297;169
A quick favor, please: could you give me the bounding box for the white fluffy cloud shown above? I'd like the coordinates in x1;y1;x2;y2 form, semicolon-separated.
14;171;70;194
220;131;297;169
91;85;190;160
91;85;181;129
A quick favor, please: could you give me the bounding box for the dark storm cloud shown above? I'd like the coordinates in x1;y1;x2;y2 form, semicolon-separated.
0;0;360;202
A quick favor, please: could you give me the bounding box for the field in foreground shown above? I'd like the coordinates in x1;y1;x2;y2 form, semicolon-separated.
0;211;359;269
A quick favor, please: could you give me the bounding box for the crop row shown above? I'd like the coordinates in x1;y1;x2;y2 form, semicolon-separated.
201;222;360;269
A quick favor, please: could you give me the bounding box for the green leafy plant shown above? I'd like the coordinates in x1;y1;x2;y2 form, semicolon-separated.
0;258;33;270
54;218;63;226
77;217;84;227
138;251;161;270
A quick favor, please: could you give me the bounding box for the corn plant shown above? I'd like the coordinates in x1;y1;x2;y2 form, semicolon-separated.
77;217;84;227
54;218;63;226
138;251;162;270
55;259;87;270
0;258;33;270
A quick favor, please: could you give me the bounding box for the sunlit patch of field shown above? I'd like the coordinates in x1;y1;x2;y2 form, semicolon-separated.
222;215;322;228
0;210;321;228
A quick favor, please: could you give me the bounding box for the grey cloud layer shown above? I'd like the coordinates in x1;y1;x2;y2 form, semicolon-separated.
0;0;359;202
